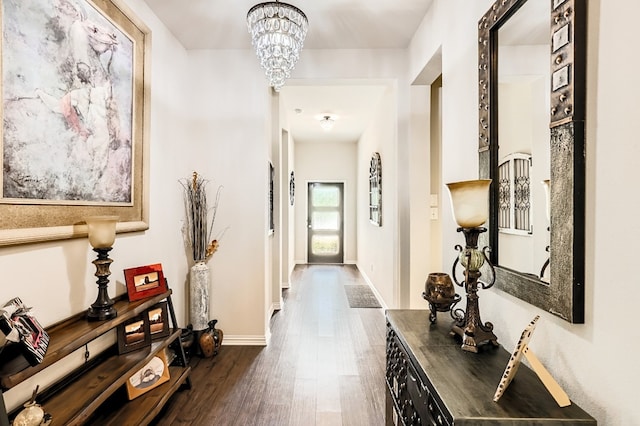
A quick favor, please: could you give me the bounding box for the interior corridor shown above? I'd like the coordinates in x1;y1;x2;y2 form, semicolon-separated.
153;264;387;426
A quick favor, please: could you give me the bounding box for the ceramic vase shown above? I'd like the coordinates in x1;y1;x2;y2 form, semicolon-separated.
422;272;460;324
198;319;224;358
189;261;210;332
424;272;456;304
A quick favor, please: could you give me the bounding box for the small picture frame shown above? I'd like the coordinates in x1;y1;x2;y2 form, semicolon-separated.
117;314;151;355
552;24;570;52
0;297;50;366
124;263;168;302
493;315;540;402
552;65;570;91
126;349;171;400
553;0;567;10
147;301;170;340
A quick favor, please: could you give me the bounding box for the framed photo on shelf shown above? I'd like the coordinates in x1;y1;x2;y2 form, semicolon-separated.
147;301;170;340
0;297;50;366
126;349;171;400
124;263;168;302
117;313;151;355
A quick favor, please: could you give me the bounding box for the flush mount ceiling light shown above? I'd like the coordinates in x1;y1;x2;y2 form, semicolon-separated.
247;1;308;91
319;115;336;131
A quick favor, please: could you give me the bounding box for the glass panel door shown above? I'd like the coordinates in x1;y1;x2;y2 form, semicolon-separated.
307;182;344;263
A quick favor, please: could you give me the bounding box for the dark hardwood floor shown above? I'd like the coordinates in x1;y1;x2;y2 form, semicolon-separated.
152;264;387;426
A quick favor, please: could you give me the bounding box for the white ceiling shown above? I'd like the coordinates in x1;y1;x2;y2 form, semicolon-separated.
142;0;434;49
142;0;434;144
279;84;389;144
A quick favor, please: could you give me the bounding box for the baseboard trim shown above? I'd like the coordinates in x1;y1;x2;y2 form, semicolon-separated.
270;302;281;315
355;263;388;313
222;335;268;346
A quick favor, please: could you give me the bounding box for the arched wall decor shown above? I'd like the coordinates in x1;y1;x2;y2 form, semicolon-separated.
289;171;295;206
369;152;382;227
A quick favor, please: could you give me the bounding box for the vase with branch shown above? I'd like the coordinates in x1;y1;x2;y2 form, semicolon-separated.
180;172;226;335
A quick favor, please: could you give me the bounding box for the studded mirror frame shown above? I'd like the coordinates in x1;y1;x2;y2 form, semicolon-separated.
477;0;587;323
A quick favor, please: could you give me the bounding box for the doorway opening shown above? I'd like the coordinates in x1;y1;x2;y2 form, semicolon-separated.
307;182;344;264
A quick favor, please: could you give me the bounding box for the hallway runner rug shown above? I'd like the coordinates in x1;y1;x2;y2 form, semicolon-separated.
344;285;382;308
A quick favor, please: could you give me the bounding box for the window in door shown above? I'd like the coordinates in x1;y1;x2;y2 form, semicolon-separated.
307;182;344;264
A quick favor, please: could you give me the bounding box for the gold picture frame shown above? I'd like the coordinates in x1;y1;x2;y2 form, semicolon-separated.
0;0;151;246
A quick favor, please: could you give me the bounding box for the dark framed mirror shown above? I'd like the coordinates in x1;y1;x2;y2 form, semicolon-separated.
478;0;586;323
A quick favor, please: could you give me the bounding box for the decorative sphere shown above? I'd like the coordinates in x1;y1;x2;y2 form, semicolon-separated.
459;248;485;271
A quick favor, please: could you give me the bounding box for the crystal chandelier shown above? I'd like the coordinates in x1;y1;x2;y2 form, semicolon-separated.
247;1;308;91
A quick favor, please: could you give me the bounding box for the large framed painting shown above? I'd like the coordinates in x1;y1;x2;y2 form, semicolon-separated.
0;0;151;246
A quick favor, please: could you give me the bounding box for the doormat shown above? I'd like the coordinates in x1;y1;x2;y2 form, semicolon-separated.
344;285;382;308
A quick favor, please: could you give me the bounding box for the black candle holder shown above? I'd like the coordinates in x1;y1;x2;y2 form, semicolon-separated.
87;247;117;321
450;226;498;352
540;226;550;280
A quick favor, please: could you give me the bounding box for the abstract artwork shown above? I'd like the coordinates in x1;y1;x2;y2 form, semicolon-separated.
3;0;133;203
0;0;150;245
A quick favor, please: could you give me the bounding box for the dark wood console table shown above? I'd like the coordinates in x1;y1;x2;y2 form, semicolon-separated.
385;310;596;425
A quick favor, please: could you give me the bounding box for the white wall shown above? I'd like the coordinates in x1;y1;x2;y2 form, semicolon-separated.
408;86;431;309
0;0;193;410
294;142;358;264
184;49;271;344
409;0;639;423
356;86;398;308
280;129;293;289
287;135;296;282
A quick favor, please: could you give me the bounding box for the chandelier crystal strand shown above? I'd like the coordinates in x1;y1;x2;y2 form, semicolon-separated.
247;1;308;91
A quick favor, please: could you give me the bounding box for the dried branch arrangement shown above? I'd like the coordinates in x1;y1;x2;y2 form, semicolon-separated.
180;171;225;262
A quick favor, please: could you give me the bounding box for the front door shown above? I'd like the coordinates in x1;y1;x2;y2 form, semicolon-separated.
307;182;344;264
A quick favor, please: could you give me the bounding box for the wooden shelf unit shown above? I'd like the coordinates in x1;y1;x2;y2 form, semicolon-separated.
0;290;191;425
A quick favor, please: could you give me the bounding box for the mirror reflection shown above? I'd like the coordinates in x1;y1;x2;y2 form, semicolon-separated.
496;0;551;281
